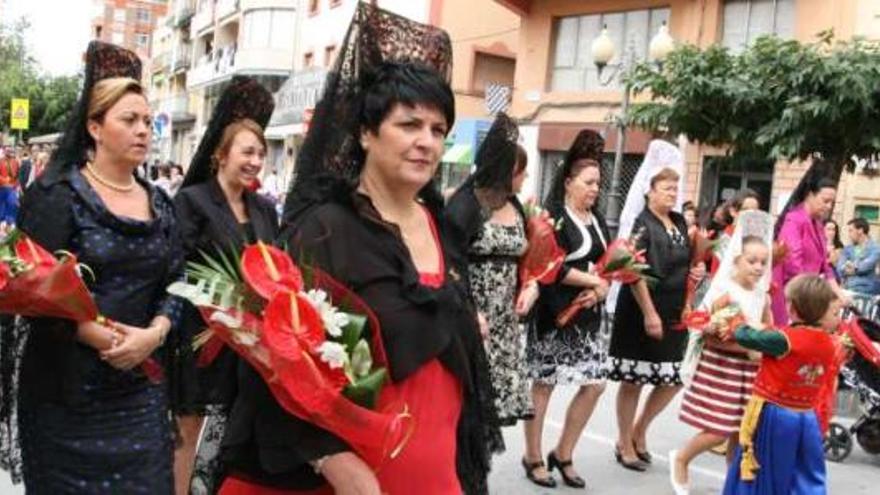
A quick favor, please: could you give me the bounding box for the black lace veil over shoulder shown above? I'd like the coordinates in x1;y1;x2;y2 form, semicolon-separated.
281;2;453;224
467;112;520;210
182;76;275;188
543;129;605;210
40;41;142;185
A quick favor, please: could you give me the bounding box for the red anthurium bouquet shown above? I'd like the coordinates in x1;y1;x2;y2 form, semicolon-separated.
167;242;413;468
556;228;654;328
0;229;163;382
681;229;716;320
518;200;565;291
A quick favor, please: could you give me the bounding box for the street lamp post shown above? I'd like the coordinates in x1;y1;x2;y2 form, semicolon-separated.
591;22;675;236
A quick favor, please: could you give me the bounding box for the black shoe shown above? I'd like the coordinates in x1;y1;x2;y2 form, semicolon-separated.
547;451;586;489
521;457;557;488
633;441;653;464
614;446;648;472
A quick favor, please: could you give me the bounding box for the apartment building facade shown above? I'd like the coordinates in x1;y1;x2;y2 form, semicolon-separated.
91;0;168;60
493;0;880;227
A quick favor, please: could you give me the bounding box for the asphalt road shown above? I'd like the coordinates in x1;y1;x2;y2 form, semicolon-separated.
1;383;877;494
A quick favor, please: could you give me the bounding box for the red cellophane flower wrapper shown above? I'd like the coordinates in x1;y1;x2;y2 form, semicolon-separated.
0;232;163;383
185;243;412;469
518;209;565;289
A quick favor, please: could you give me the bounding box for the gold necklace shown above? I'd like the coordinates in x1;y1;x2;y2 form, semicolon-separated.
85;161;135;193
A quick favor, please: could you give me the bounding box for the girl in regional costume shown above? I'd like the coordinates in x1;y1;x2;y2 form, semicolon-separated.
670;210;774;494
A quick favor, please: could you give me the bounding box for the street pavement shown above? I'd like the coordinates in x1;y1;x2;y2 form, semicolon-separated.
0;383;877;494
488;382;879;494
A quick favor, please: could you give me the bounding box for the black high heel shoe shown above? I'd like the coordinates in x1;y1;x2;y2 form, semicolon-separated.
614;445;648;472
633;440;653;464
547;451;586;489
521;457;557;488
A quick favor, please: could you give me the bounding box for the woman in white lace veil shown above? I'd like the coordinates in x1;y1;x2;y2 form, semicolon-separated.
608;139;686;312
671;210;774;494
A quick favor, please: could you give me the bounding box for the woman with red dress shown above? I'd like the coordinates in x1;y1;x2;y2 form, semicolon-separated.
216;5;500;495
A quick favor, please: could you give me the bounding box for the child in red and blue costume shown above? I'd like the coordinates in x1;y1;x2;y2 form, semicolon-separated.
709;274;841;495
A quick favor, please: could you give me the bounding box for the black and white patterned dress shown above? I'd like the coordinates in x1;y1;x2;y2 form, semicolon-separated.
527;206;611;385
468;217;531;425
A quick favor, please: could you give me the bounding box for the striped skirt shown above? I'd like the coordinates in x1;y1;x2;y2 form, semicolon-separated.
679;346;759;436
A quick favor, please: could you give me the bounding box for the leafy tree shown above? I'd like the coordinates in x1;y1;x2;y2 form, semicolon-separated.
1;16;82;140
625;33;880;181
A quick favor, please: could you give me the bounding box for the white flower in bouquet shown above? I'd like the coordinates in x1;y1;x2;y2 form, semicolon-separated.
317;341;349;369
305;289;351;337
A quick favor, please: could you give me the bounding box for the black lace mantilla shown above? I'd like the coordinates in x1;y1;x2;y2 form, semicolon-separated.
282;2;452;223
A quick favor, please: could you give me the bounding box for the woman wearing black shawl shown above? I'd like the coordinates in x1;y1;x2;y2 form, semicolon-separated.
522;130;612;489
173;76;278;495
218;4;501;495
445;113;537;427
0;41;185;492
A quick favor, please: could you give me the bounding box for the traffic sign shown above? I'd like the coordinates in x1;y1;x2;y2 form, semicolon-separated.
10;98;29;130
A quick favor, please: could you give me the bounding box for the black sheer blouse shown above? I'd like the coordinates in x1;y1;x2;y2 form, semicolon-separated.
220;190;498;493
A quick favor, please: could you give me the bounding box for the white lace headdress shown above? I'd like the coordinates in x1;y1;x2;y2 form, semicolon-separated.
608;139;686;312
700;210;774;325
615;139;686;241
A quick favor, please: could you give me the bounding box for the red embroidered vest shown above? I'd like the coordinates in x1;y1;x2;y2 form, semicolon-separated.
752;326;836;409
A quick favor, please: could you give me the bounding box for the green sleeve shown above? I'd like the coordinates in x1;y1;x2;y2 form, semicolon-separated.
732;325;790;357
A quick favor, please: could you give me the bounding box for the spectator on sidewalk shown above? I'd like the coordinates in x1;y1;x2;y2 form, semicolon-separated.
0;147;20;232
18;148;33;189
837;217;880;296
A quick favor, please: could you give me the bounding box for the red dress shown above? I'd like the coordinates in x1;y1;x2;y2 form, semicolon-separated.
220;209;463;495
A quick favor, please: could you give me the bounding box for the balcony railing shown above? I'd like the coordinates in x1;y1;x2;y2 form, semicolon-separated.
151;52;171;72
187;44;291;88
174;0;196;27
171;44;192;72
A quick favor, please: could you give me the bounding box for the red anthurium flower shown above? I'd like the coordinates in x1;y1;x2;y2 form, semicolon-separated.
14;237;56;276
241;242;304;299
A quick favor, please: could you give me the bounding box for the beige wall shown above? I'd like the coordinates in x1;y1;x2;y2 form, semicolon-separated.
440;0;520;119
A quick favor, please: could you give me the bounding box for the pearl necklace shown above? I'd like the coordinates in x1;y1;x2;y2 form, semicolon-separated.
85;161;135;193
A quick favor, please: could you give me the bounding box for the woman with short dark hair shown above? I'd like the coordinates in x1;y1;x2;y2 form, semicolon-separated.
218;6;500;495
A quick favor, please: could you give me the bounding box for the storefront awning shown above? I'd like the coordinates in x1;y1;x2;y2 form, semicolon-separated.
442;144;473;164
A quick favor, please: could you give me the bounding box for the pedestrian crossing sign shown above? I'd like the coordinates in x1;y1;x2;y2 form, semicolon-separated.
10;99;29;130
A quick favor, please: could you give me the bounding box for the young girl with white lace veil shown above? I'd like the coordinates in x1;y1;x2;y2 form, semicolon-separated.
669;210;774;495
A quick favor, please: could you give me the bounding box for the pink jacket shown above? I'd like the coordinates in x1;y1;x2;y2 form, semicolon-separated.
771;204;834;323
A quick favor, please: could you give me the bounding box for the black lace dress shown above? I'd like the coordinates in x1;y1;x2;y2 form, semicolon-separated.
8;167;184;493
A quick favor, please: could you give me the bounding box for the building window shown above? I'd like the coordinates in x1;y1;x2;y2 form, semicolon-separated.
324;45;337;67
855;204;880;222
112;30;125;45
304;51;314;68
135;33;150;48
113;8;127;23
242;9;295;49
722;0;795;51
309;0;320;15
549;7;670;91
135;8;151;23
95;25;103;39
471;52;515;94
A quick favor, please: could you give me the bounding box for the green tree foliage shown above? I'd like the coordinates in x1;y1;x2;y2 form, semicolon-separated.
625;33;880;180
0;17;82;139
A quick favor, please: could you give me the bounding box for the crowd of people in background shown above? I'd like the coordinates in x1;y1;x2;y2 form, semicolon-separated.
0;143;55;235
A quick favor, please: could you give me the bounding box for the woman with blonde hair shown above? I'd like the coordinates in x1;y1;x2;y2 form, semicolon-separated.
0;41;185;492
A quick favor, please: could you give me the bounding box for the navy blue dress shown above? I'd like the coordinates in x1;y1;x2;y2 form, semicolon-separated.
15;167;184;494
